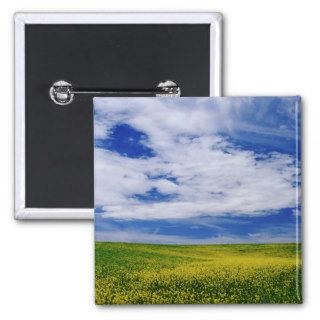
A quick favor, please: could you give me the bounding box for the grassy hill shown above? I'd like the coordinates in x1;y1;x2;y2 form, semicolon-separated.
95;242;302;304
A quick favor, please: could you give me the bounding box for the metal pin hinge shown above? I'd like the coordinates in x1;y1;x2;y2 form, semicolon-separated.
49;80;181;106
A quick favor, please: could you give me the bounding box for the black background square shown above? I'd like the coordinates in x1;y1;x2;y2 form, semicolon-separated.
25;24;210;208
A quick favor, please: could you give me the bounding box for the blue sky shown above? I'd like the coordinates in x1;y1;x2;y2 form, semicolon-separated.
94;97;301;244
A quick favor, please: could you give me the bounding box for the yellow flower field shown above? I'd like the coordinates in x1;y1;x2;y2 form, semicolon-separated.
95;242;302;304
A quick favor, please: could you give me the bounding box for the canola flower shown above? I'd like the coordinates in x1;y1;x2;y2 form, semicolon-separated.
95;242;302;304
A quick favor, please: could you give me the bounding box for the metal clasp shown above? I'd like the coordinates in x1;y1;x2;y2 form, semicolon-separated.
49;80;181;106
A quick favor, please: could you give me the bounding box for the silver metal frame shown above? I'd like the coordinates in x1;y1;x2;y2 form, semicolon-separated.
14;12;223;220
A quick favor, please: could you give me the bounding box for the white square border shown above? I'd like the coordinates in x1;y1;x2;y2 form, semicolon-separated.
14;12;222;220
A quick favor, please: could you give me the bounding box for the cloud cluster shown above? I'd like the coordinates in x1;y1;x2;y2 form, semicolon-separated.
94;97;300;221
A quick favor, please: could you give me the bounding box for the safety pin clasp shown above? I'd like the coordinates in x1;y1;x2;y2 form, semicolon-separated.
49;80;181;106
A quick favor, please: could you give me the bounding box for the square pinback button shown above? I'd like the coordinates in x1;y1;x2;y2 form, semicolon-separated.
14;12;222;219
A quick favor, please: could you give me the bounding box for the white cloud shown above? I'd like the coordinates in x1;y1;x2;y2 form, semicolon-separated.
95;229;297;245
94;97;299;221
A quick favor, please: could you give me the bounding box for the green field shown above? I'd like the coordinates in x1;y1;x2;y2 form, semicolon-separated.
95;242;302;304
